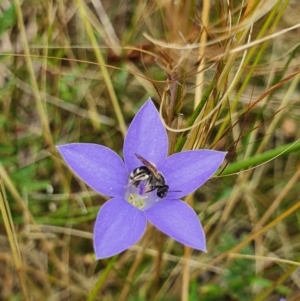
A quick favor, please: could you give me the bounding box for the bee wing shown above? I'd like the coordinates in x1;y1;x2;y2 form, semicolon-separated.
134;153;160;178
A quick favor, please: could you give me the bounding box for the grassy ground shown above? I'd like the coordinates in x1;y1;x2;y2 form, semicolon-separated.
0;0;300;300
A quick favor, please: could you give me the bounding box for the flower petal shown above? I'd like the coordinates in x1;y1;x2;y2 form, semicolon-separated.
57;143;128;197
158;150;226;199
94;197;147;259
123;98;168;172
145;199;206;251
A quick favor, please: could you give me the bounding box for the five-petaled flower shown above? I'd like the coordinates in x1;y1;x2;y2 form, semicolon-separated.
57;99;226;259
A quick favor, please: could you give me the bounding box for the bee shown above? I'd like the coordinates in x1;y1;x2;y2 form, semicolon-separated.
129;153;170;198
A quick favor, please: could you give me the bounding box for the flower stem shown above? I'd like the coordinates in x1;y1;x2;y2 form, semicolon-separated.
86;256;118;301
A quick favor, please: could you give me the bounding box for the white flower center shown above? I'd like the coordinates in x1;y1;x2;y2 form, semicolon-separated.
125;183;158;211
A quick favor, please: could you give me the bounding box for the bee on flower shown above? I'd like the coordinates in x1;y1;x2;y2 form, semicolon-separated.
57;99;226;259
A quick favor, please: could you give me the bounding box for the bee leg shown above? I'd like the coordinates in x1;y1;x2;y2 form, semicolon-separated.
138;181;149;195
143;185;156;194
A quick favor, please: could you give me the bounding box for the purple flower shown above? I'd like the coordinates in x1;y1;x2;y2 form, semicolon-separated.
57;98;226;259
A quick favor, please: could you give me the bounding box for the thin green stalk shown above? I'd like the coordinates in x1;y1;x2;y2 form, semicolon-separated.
214;0;288;144
222;140;300;176
175;76;217;152
75;0;127;137
13;0;56;149
86;256;118;301
0;180;30;301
